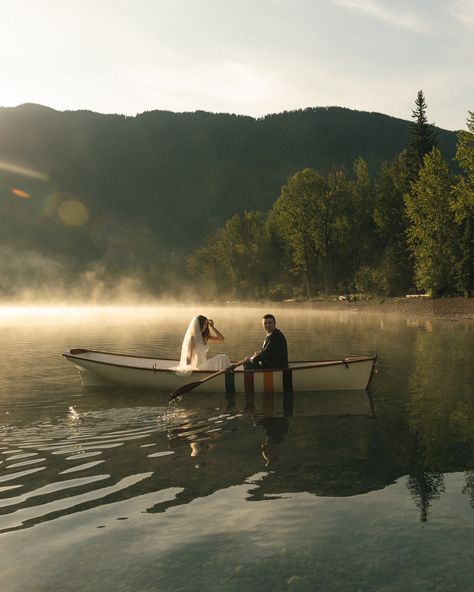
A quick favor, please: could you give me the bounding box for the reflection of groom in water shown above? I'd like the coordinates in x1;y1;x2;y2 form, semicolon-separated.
244;314;288;370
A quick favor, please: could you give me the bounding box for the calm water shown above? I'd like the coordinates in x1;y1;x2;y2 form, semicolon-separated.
0;305;473;592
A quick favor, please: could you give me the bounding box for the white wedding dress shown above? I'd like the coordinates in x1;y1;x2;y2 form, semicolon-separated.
171;317;230;374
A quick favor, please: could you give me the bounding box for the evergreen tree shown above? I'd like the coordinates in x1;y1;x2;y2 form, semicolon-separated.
372;93;437;295
405;90;438;180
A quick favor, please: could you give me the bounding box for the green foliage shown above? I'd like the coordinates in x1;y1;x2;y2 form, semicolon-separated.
404;148;456;295
456;111;474;176
451;111;474;295
271;168;359;295
373;151;413;295
188;211;279;299
373;150;411;238
405;90;438;180
349;157;377;269
188;106;473;301
354;265;388;296
0;102;467;300
453;220;474;296
272;169;327;295
219;211;272;298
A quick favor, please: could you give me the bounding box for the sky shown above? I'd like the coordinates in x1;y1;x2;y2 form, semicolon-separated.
1;0;473;131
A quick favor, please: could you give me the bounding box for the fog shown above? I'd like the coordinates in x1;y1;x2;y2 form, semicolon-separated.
0;245;205;306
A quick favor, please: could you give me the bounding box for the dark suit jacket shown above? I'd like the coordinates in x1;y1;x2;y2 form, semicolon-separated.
252;328;288;369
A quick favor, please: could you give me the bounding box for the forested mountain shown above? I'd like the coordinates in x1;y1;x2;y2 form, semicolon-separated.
0;103;458;298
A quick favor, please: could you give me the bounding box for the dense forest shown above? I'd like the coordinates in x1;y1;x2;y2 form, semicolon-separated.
0;96;468;301
191;93;474;300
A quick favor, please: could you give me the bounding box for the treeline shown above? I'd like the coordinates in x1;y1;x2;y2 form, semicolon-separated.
0;100;464;299
189;93;474;299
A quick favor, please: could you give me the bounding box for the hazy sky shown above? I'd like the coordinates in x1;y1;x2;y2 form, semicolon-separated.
1;0;473;130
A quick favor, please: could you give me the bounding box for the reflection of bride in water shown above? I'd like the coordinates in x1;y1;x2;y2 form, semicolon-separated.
172;315;230;373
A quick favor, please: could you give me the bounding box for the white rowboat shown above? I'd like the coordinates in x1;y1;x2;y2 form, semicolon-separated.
63;349;377;393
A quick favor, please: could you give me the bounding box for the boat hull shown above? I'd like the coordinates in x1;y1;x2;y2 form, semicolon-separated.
63;349;377;393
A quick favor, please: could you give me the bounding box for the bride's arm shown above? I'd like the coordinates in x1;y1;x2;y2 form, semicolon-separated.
207;319;225;342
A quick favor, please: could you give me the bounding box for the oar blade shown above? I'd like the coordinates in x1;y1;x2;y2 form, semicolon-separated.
168;357;248;403
169;381;201;401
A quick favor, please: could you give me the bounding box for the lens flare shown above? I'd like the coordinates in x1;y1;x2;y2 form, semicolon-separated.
11;187;31;199
57;199;90;226
0;160;48;181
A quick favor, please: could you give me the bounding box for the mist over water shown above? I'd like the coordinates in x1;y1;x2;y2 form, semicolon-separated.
1;305;473;592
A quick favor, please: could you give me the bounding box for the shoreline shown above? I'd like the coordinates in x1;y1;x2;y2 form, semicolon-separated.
269;296;474;320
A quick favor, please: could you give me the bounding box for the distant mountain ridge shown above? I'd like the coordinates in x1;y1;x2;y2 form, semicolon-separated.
0;103;458;297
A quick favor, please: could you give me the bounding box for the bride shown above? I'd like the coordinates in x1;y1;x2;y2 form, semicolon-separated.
173;315;231;372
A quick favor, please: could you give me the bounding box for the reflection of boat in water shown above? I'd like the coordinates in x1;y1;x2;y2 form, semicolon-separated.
166;390;376;446
152;388;382;510
63;349;377;393
241;389;376;419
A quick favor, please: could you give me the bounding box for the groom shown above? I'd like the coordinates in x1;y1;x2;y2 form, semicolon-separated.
244;314;288;370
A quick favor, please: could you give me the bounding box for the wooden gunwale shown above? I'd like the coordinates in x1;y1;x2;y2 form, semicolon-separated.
63;349;376;375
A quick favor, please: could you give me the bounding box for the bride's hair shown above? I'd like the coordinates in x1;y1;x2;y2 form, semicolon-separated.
197;315;210;342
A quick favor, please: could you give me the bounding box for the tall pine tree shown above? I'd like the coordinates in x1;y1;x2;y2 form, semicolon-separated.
405;90;438;181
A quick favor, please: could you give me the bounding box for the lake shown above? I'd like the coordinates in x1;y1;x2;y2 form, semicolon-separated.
1;305;473;592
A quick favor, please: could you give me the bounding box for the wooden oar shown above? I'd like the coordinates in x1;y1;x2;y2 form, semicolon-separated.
169;357;248;402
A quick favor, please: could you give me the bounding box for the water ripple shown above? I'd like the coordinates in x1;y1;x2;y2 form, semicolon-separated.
0;401;249;533
6;458;46;469
0;473;152;533
59;461;106;474
0;467;46;483
0;474;108;509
